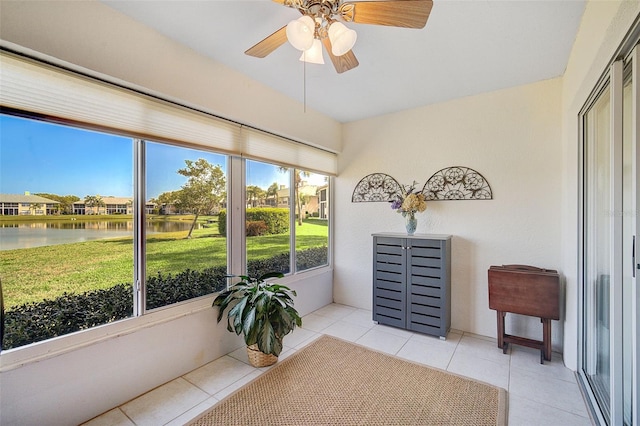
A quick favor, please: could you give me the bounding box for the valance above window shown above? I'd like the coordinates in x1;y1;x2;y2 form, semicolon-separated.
0;51;337;175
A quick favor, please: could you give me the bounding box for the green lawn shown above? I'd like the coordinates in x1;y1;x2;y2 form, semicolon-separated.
0;217;328;308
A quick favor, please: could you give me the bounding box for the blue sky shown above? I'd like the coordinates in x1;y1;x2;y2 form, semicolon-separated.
1;114;294;198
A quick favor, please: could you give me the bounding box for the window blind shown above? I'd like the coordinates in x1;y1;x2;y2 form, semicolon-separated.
0;51;337;175
241;126;337;175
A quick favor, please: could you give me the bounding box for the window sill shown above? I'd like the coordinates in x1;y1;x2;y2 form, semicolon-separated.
0;295;215;372
0;265;333;372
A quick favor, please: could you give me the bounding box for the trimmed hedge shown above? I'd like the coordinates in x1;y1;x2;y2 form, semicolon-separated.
145;266;228;310
1;247;328;350
218;208;289;236
296;246;328;271
3;284;134;350
2;266;227;350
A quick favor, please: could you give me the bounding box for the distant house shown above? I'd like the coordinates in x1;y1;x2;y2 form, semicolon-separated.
317;184;328;220
0;192;61;216
270;183;327;219
73;197;155;215
73;196;132;215
275;185;290;208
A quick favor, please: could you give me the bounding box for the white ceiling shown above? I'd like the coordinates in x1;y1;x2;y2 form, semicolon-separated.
101;0;586;123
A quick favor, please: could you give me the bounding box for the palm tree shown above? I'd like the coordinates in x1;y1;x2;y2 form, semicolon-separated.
267;182;279;207
85;195;104;215
278;167;310;225
246;185;264;208
30;203;42;216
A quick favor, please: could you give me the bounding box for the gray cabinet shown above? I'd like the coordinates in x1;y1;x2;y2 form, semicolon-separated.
372;233;451;339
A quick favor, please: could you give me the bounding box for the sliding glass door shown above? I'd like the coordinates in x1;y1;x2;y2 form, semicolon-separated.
582;80;612;421
580;45;639;426
621;57;635;426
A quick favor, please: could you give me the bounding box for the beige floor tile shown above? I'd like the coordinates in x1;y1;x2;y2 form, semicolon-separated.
300;312;337;332
97;303;596;426
322;320;371;342
509;367;590;416
120;378;209;426
342;308;377;328
508;394;593;426
455;334;511;366
510;345;575;382
294;332;323;349
183;355;256;395
372;323;415;338
396;336;456;370
81;408;135;426
409;329;462;345
355;327;410;355
213;370;263;400
282;327;318;348
447;351;510;389
312;303;357;320
164;395;219;426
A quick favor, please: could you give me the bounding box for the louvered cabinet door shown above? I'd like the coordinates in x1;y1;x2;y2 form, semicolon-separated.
372;236;407;328
372;233;451;338
407;238;451;338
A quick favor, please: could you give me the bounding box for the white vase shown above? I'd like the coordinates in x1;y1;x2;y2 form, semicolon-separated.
405;213;417;235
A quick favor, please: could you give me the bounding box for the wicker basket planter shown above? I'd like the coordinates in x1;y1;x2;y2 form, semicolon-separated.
247;343;278;367
213;272;302;366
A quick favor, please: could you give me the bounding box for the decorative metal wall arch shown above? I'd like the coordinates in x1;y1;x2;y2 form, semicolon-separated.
351;173;401;202
422;166;492;200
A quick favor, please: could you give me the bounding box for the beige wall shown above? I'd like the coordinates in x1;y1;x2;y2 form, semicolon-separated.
335;78;564;349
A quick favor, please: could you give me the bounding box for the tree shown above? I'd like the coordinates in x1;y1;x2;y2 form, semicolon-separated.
177;158;226;238
85;195;104;215
267;182;279;207
246;185;265;208
155;190;183;214
278;167;310;225
29;203;42;216
34;193;79;215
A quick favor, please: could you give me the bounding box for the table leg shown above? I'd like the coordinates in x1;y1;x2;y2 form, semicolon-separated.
497;311;505;350
542;318;552;361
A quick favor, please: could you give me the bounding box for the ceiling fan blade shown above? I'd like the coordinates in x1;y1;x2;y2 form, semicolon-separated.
343;0;433;29
322;37;359;74
245;26;288;58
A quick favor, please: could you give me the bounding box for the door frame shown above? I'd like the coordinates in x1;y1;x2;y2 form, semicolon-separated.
578;44;639;426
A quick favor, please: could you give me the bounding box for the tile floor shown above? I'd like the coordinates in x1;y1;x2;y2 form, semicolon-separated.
84;303;593;426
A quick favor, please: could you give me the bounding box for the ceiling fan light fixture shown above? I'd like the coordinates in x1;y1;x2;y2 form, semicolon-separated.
328;21;357;56
286;15;315;51
299;39;324;64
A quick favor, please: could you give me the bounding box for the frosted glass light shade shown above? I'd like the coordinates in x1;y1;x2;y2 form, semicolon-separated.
328;22;357;56
299;39;324;64
286;16;315;51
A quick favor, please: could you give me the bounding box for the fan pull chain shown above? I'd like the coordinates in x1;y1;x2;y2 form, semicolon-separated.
303;57;307;113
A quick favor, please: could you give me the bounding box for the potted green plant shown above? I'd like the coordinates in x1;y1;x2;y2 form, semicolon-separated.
213;272;302;367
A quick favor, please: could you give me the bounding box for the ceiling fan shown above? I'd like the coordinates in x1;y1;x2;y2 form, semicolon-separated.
245;0;433;74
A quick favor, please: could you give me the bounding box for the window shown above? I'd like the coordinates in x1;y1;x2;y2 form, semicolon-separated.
244;162;330;277
0;116;235;349
294;170;329;272
144;142;228;310
245;160;291;277
0;114;135;349
0;51;335;353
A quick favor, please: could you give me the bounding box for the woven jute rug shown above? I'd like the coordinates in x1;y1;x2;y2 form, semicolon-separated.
189;335;507;426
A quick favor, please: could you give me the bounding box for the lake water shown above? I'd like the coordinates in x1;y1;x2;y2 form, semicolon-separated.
0;220;203;250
